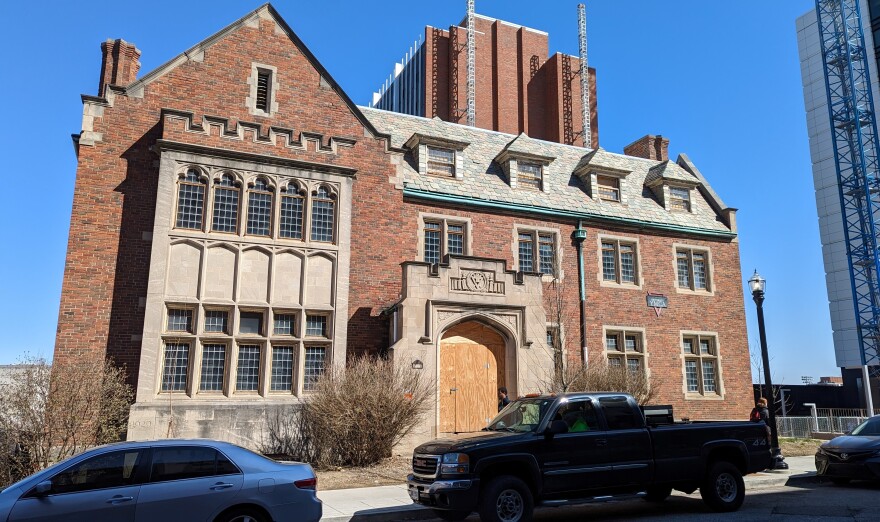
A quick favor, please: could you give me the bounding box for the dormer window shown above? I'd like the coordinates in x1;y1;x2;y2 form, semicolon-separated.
669;186;691;212
597;175;620;202
517;162;543;190
427;146;456;177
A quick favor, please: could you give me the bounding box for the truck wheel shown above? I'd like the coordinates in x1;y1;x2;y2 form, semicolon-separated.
478;475;534;522
433;509;470;521
644;486;672;502
699;462;745;512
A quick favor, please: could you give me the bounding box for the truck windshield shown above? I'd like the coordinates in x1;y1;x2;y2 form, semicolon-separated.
486;398;556;432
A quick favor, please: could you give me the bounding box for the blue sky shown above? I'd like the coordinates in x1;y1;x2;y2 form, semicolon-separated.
0;0;827;384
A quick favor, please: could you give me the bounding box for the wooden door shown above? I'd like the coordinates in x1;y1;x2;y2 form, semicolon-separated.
439;322;506;433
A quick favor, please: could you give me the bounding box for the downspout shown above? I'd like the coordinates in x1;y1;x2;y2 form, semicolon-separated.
571;222;588;366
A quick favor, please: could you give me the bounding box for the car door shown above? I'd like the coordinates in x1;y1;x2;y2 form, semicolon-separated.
8;448;147;522
135;445;244;522
597;396;653;486
540;398;611;494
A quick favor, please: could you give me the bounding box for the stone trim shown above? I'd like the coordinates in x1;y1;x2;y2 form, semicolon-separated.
671;242;716;296
600;325;650;381
510;224;564;280
596;233;643;290
246;62;280;117
678;330;725;401
416;212;474;262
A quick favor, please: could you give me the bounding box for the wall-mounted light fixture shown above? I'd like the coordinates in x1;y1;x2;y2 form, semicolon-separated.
411;359;424;370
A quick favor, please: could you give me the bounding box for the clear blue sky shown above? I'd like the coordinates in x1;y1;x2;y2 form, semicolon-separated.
0;0;828;384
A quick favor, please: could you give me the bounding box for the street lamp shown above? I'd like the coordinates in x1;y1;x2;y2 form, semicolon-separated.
748;270;788;470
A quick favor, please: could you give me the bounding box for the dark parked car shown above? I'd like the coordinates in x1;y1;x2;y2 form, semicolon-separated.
816;415;880;484
408;393;771;522
0;439;321;522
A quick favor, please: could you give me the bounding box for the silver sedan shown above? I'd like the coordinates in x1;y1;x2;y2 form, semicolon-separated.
0;439;321;522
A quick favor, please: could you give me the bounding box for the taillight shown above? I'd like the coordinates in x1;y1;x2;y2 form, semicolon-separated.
294;477;317;490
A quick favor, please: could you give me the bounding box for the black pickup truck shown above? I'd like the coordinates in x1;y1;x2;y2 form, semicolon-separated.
407;393;771;522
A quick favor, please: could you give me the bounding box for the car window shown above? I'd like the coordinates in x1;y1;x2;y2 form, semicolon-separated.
150;446;239;482
486;398;556;433
552;399;600;433
598;396;642;430
851;417;880;436
47;449;143;495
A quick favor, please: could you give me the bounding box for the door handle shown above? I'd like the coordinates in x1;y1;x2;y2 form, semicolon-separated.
450;388;458;392
596;439;608;447
210;482;235;490
106;495;134;504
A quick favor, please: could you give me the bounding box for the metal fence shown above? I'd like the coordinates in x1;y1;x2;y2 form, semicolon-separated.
776;408;879;438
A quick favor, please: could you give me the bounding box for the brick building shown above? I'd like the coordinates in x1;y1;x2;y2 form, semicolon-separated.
55;4;752;447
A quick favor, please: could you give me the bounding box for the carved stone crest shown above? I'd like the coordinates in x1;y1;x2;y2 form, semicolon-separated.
450;270;505;295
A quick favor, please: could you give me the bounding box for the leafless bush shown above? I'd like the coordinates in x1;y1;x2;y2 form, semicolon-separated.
549;362;657;405
0;356;132;487
262;356;432;468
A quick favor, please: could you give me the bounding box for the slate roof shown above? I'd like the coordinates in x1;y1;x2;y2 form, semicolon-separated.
361;107;733;236
645;161;701;186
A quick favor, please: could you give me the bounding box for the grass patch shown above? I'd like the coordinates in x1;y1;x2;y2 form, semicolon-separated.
779;437;822;457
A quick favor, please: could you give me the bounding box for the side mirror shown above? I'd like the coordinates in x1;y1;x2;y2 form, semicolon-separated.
33;481;51;496
545;420;569;438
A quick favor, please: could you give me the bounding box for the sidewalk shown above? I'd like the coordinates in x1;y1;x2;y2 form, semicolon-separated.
317;455;817;522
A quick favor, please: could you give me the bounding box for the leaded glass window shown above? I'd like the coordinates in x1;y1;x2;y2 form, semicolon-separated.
597;175;620;202
627;358;641;374
427;146;455;177
676;251;691;288
270;346;294;392
693;253;707;290
161;343;189;392
310;186;335;242
518;233;534;272
246;177;272;236
447;224;464;256
279;186;304;239
303;346;326;391
683;334;720;396
602;242;616;281
605;330;645;376
199;344;226;392
306;315;328;337
676;248;711;291
274;314;295;336
204;310;228;334
605;334;618;351
424;222;441;264
176;169;206;230
212;174;240;233
538;234;554;275
517;162;542;190
167;309;193;333
702;361;717;392
685;360;699;392
669;186;691;211
620;244;635;283
602;239;637;285
235;345;261;392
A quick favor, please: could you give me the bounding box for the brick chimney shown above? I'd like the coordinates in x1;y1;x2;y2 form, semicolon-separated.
98;39;141;96
624;135;670;162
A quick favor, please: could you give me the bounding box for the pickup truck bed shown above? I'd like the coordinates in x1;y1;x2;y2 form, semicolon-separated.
407;392;771;522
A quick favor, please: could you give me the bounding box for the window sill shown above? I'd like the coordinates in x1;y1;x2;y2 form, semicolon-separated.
684;392;724;400
675;287;714;297
599;280;642;291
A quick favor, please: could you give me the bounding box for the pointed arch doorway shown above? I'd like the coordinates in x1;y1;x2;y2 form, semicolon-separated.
439;320;507;433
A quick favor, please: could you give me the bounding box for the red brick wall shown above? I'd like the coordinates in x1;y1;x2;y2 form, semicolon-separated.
55;14;401;382
401;200;752;421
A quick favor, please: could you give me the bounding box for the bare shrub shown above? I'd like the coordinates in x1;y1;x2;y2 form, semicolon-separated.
550;362;657;405
262;356;432;468
0;356;132;486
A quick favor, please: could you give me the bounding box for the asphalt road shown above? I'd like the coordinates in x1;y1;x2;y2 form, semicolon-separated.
426;480;880;521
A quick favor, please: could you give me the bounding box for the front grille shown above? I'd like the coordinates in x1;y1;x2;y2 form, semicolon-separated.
412;454;440;479
827;450;874;463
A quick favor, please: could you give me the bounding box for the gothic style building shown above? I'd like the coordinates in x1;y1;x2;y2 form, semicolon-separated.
56;5;752;447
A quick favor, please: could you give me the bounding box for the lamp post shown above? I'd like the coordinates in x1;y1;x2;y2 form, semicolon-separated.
748;270;788;470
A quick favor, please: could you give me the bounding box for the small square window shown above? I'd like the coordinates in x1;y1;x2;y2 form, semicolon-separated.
204;310;228;334
239;312;263;335
597;175;620;202
427;146;455;177
167;309;193;333
670;186;691;212
274;314;295;336
517;162;543;190
306;315;328;338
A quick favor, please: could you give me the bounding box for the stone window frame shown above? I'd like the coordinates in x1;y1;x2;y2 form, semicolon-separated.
232;340;265;395
309;184;339;243
668;185;692;212
417;212;473;263
158;340;193;394
580;165;631;204
596;234;642;290
246;62;279;117
305;312;332;339
516;161;544;191
271;309;298;337
596;175;621;203
278;180;307;240
244;175;277;238
673;243;715;296
511;224;563;280
268;343;297;395
173;167;209;231
210;171;244;235
165;304;196;334
301;343;330;393
426;145;457;178
602;325;649;378
679;330;725;400
196;341;231;395
405;134;468;181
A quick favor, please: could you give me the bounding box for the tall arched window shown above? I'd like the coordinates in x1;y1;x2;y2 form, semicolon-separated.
310;186;335;243
175;169;206;230
212;174;240;233
246;177;273;236
279;183;305;239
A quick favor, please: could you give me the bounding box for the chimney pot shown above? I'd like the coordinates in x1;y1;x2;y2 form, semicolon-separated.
623;134;670;162
98;39;141;96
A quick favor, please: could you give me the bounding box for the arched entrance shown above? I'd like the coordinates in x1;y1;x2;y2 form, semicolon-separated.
439;321;507;433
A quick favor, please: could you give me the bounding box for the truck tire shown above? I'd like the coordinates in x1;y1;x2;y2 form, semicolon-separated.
699;461;745;512
643;486;672;502
433;509;471;521
478;475;534;522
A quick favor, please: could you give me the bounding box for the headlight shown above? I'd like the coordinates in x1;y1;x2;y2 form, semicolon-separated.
440;453;469;474
816;446;827;456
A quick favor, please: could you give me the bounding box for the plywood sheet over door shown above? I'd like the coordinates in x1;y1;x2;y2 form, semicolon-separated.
439;321;506;433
